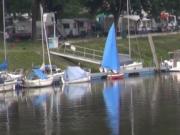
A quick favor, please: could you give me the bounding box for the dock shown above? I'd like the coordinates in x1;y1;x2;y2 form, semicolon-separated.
50;45;131;65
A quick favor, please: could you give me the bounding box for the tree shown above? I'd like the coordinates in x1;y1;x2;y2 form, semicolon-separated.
6;0;32;14
140;0;180;19
31;0;39;41
0;1;2;34
85;0;127;29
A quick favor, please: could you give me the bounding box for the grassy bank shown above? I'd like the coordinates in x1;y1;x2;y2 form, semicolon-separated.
0;34;180;72
75;34;180;67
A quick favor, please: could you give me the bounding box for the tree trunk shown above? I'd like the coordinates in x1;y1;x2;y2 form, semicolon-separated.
113;12;120;35
0;2;2;39
31;0;38;41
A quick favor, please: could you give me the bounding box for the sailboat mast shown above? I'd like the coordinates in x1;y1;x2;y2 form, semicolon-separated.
40;4;45;64
127;0;131;58
43;16;53;75
2;0;7;60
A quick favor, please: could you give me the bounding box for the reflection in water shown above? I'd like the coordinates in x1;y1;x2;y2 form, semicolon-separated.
2;74;180;135
103;81;121;135
0;86;60;135
62;83;91;101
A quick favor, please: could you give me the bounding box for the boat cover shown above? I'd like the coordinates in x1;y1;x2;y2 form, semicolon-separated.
0;60;8;70
28;69;47;80
33;69;47;79
63;66;88;81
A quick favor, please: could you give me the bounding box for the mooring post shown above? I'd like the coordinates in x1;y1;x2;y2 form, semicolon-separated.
148;34;160;72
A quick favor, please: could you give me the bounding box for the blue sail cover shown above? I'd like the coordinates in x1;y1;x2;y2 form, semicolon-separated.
63;66;88;81
101;23;120;72
32;69;48;80
0;60;8;70
103;81;121;135
27;69;47;80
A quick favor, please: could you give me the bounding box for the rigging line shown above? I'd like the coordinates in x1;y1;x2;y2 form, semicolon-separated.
134;29;142;61
40;4;45;65
127;0;131;58
3;0;7;60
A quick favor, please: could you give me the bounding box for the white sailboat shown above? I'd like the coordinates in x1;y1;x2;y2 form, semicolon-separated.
120;0;155;76
23;4;53;88
120;0;143;74
23;69;53;88
0;0;17;92
39;6;63;82
161;50;180;72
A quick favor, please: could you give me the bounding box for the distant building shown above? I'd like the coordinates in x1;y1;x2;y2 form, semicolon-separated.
119;15;152;34
96;14;155;35
9;13;57;39
57;18;95;37
13;16;32;39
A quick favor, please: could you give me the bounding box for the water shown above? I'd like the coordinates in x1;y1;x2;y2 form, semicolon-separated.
1;73;180;135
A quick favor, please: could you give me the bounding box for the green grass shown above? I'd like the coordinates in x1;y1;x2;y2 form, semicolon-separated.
75;34;180;66
0;34;180;72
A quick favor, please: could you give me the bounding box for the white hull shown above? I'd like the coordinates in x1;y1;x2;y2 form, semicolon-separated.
161;59;180;72
120;62;143;71
8;73;23;80
61;76;91;84
0;80;16;92
169;68;180;72
47;72;64;81
23;77;53;88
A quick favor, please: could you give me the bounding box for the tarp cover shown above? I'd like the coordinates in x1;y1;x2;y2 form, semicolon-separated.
63;66;88;81
0;60;8;70
28;69;47;80
33;69;47;79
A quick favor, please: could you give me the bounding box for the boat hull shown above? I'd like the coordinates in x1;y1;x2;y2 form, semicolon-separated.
107;73;124;80
23;77;53;88
61;76;91;84
120;62;143;71
47;72;64;82
123;67;155;77
0;80;16;92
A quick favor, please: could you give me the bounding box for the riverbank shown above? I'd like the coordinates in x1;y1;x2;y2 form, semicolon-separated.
0;33;180;72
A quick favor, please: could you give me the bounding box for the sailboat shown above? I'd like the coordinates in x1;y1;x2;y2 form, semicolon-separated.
0;0;17;92
22;4;53;88
121;0;156;77
39;6;63;82
100;23;124;80
120;0;143;76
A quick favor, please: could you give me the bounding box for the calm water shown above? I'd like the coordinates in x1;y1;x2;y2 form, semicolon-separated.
1;73;180;135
